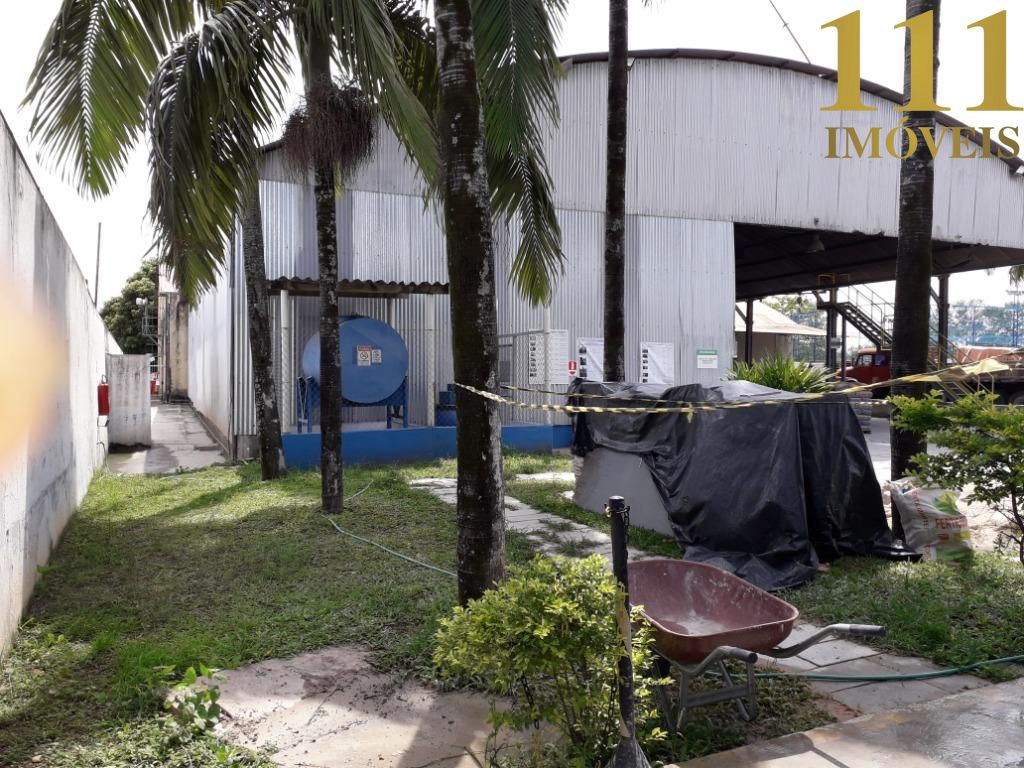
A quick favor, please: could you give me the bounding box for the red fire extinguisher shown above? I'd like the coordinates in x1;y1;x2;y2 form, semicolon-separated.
97;375;110;417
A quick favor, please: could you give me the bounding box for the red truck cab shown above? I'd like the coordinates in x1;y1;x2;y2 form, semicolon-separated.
845;348;890;396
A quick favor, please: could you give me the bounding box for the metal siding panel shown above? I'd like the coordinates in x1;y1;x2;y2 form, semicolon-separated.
191;52;1024;443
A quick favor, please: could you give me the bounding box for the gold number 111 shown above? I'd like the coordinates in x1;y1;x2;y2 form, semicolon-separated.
822;10;1020;113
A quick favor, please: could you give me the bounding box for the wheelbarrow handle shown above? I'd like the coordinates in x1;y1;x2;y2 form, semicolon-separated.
762;623;888;659
833;624;887;638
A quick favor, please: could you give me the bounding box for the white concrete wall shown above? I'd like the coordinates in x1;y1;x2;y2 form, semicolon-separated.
106;354;152;446
0;112;119;655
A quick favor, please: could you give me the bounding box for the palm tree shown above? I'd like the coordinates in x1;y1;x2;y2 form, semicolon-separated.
891;0;941;512
241;195;288;479
604;0;628;383
26;0;566;596
1011;265;1023;283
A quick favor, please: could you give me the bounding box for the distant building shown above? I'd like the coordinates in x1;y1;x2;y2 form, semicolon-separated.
735;303;825;362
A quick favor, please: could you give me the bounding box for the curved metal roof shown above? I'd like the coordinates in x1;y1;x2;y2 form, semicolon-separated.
561;47;1024;173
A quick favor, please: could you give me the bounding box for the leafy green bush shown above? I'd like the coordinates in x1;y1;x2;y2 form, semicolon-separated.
893;390;1024;565
727;354;834;393
433;555;666;767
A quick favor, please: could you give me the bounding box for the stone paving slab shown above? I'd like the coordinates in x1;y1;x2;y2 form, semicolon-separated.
829;679;955;714
513;471;575;482
796;638;881;667
409;477;650;561
672;678;1024;767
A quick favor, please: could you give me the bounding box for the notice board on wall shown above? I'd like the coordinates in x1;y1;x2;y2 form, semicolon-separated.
641;342;675;385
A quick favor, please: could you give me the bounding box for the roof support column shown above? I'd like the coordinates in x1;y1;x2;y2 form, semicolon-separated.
826;287;838;370
937;275;950;367
280;288;293;432
744;299;754;363
424;294;436;427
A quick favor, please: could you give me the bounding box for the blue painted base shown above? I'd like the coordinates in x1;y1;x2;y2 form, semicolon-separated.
283;423;572;468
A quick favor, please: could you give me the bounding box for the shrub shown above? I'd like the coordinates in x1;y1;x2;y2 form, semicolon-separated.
726;354;834;393
892;390;1024;565
433;555;666;767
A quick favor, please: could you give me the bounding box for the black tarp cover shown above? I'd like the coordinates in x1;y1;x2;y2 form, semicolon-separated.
570;380;903;590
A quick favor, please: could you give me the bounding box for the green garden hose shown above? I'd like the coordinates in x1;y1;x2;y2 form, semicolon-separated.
756;654;1024;682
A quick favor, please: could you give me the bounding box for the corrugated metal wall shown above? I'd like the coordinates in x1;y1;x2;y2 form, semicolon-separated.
191;53;1024;445
187;250;233;442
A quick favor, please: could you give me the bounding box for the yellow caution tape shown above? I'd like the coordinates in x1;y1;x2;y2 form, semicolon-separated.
452;356;1014;416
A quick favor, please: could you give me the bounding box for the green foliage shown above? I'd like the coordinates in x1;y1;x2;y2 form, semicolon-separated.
99;259;158;354
727;354;835;393
787;554;1024;681
892;390;1024;563
164;664;222;733
434;555;666;767
28;0;566;307
764;295;819;318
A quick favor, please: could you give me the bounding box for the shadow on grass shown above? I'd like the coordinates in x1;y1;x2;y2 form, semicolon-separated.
1;464;527;765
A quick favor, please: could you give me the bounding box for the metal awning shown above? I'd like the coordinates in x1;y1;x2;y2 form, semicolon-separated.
735;223;1024;299
268;278;449;298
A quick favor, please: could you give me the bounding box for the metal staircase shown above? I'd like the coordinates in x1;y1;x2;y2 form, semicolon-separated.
811;280;979;401
814;285;893;349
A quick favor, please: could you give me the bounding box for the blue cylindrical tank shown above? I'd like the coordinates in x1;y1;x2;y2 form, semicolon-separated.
301;316;409;404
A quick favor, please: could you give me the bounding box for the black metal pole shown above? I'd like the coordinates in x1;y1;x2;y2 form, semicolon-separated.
938;275;949;366
744;299;754;364
606;496;652;768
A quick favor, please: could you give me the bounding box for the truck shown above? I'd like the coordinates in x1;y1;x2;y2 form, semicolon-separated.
844;346;1024;405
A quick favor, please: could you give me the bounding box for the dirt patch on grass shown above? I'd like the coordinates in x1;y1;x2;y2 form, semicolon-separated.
215;645;498;768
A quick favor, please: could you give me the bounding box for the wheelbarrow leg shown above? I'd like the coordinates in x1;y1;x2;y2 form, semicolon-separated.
650;655;675;733
717;659;759;722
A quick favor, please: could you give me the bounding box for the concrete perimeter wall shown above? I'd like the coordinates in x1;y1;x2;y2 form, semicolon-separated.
0;112;119;655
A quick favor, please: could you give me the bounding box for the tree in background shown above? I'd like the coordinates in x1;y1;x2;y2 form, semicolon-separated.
27;0;567;599
99;260;158;355
765;294;819;319
603;0;628;383
891;0;942;506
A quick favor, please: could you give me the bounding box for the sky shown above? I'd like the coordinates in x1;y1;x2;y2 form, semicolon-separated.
1;0;1022;305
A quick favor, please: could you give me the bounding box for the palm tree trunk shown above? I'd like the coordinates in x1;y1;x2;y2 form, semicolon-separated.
308;29;343;515
241;193;287;480
603;0;628;382
891;0;940;532
435;0;506;603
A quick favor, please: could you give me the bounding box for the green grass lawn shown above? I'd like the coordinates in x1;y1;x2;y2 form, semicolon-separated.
0;464;534;766
0;459;834;767
786;555;1024;681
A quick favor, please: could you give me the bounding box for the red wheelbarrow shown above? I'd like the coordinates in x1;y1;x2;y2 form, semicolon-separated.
629;559;885;729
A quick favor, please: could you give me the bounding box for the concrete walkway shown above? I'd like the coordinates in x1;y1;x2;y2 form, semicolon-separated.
776;623;987;714
106;402;226;474
408;477;653;562
672;678;1024;767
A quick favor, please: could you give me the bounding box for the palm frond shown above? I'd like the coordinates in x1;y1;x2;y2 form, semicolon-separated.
147;0;292;304
385;0;439;113
472;0;568;305
1012;265;1024;284
23;1;222;195
329;0;439;184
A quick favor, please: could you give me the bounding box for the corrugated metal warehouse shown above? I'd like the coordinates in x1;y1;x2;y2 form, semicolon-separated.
186;49;1024;459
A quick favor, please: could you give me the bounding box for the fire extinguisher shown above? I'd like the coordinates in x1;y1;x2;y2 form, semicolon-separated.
97;375;110;417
